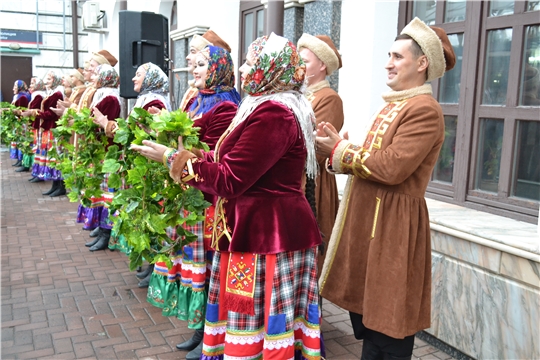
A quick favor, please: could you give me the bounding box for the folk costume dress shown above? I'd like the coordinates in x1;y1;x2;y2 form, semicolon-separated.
24;80;46;170
166;34;323;359
31;72;64;181
146;46;240;331
10;80;31;161
77;65;122;235
106;62;171;253
318;84;445;339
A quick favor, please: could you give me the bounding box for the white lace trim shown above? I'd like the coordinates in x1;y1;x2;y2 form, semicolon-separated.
262;335;294;350
205;324;227;336
180;262;207;274
293;320;321;339
225;331;265;345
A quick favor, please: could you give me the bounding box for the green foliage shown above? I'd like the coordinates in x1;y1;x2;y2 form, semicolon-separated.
50;108;110;205
0;102;33;153
108;108;210;271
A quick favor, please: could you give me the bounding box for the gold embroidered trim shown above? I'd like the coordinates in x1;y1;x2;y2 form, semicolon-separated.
371;197;381;239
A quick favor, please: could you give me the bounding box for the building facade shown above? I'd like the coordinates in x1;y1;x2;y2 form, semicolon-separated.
1;1;538;358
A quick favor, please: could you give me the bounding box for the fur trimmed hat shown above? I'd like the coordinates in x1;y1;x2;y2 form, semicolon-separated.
400;17;456;82
297;33;342;75
190;30;231;53
70;68;84;82
91;49;118;67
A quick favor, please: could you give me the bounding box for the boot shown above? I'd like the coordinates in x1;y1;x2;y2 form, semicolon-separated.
29;176;43;183
89;228;111;251
137;271;152;288
42;180;59;195
49;180;66;197
185;340;203;360
176;329;204;351
85;228;101;247
361;339;383;360
136;264;154;279
12;160;21;167
15;166;29;172
89;227;100;237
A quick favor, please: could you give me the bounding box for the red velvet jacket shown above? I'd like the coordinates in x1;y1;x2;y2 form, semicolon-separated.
34;91;63;130
92;95;121;149
13;96;29;108
184;101;322;254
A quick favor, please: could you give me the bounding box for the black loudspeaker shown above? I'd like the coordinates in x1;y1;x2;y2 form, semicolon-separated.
118;11;169;98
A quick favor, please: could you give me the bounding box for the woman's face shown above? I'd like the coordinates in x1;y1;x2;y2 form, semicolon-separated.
132;66;146;92
12;83;18;95
83;67;92;82
44;73;53;88
192;53;209;90
91;69;99;86
62;76;71;88
239;50;256;86
29;78;37;91
186;47;198;74
70;74;80;86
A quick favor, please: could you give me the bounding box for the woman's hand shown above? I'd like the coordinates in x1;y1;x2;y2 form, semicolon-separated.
92;107;108;128
50;107;65;116
130;140;169;163
148;106;162;115
315;122;346;158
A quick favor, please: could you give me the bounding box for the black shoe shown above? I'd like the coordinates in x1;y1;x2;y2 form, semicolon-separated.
176;329;204;351
15;167;29;172
89;227;100;237
185;340;203;360
43;180;59;195
28;176;36;181
85;236;100;247
12;160;21;167
49;181;66;197
137;272;152;288
89;229;111;251
29;177;43;183
136;264;155;279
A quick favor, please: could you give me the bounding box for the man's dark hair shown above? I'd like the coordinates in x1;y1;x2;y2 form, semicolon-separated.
395;34;424;58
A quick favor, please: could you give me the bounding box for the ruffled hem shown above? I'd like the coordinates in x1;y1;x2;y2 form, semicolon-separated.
108;232;131;255
147;272;207;329
77;204;101;230
31;164;63;180
22;154;34;168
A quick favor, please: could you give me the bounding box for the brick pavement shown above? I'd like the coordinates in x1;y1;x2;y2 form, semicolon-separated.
1;147;457;360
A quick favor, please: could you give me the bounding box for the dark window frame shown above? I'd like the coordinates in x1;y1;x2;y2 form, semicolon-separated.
400;0;540;223
238;1;265;92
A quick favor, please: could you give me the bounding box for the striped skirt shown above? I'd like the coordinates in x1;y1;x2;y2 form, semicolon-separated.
147;206;214;329
202;247;321;360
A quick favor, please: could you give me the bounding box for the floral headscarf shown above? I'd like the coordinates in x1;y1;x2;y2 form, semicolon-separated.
222;33;317;179
46;71;63;91
94;64;120;89
139;62;169;96
90;64;121;109
189;45;241;117
31;77;46;92
13;80;31;102
242;34;306;96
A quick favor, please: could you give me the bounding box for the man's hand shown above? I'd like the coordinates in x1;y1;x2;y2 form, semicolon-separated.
315;122;345;158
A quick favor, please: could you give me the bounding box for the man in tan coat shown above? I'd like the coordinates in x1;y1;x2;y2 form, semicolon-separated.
297;33;344;276
315;18;456;360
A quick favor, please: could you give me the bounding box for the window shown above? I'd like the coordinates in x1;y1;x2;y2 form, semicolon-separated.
401;1;540;223
239;1;265;92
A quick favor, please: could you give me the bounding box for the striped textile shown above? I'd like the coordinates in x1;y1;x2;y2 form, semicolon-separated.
202;247;321;359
